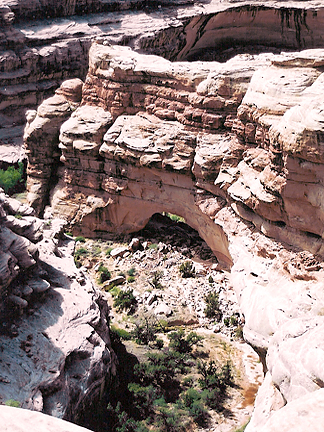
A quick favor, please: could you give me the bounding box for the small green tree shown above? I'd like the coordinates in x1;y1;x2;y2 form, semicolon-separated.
0;162;24;194
98;264;111;283
168;330;203;354
149;271;164;290
204;292;222;321
132;317;158;345
114;289;137;314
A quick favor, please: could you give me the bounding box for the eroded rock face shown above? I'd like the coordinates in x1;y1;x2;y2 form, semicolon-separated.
0;193;114;423
26;44;324;262
2;0;324;156
24;43;324;430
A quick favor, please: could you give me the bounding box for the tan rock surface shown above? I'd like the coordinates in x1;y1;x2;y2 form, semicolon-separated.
0;405;92;432
20;19;324;432
0;195;114;423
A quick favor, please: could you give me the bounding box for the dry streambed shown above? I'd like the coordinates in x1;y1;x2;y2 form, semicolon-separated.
74;214;263;431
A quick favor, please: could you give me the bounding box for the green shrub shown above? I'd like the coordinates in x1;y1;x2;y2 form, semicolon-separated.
5;399;21;407
204;292;222;321
75;247;89;258
109;286;121;297
181;388;201;408
127;266;136;276
155;339;164;349
165;213;185;223
234;325;244;340
197;359;234;410
127;276;135;283
110;325;132;341
149;270;163;290
179;261;195;278
230;314;239;326
114;289;137;313
15;213;22;219
98;265;111;284
148;243;158;250
224;317;230;326
132;317;158;345
106;247;114;256
74;247;89;267
0;162;24;194
92;246;102;257
75;236;86;243
168;330;203;354
208;275;214;284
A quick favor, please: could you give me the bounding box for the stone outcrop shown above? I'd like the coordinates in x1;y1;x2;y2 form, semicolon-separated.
0;192;115;423
24;42;324;430
26;44;324;262
0;405;93;432
2;0;324;158
24;78;83;215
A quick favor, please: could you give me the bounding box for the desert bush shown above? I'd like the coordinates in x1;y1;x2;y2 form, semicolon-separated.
0;162;24;194
168;330;203;354
127;276;136;283
149;243;158;250
149;270;163;290
179;261;195;278
98;264;111;283
75;236;86;243
155;339;164;349
127;266;136;276
165;213;185;223
132;317;158;345
204;292;222;321
106;247;114;256
110;325;132;341
114;289;137;313
5;399;21;407
74;247;89;267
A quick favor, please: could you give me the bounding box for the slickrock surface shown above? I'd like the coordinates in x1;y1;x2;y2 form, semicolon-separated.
1;405;93;432
24;43;324;431
0;193;114;422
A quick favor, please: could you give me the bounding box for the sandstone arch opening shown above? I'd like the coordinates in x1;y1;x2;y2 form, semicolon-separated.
136;212;218;263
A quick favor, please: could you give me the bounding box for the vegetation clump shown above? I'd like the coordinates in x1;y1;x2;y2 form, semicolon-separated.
204;291;222;321
107;328;235;432
74;247;89;268
149;270;164;290
179;261;195;278
75;236;86;243
5;399;21;408
110;325;132;341
114;289;137;314
98;263;111;284
0;162;24;195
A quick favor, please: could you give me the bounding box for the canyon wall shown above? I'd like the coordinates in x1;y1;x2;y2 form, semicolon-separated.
0;191;115;424
2;0;324;159
24;43;324;430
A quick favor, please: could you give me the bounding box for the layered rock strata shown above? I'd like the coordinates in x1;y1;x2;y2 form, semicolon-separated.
3;0;324;157
0;192;114;423
24;43;324;430
26;44;324;262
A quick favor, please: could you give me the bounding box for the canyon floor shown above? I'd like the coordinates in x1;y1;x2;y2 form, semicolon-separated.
75;213;263;432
